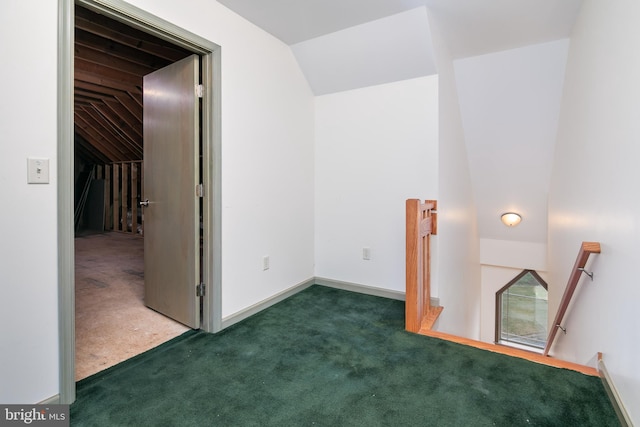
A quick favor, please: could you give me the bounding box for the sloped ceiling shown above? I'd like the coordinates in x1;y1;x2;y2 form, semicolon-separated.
424;0;582;59
216;0;583;244
74;6;191;164
215;0;430;45
218;0;439;95
291;7;436;95
217;0;582;95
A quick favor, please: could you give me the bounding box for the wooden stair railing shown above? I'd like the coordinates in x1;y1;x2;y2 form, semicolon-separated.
406;199;442;333
543;241;601;357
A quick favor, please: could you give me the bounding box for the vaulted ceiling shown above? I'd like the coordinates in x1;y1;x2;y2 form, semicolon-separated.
218;0;582;94
74;6;191;164
215;0;583;244
74;1;582;243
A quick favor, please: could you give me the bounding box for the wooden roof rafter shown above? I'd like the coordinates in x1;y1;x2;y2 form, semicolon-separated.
74;5;192;165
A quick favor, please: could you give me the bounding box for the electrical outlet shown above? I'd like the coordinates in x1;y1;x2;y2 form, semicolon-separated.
263;255;270;271
363;247;371;260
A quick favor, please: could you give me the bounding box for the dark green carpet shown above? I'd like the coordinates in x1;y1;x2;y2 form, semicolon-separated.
71;285;618;426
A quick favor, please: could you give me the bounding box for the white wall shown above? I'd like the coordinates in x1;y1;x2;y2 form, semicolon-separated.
314;76;439;293
126;0;317;318
480;239;547;271
453;40;569;244
548;0;640;422
0;1;60;404
428;14;481;338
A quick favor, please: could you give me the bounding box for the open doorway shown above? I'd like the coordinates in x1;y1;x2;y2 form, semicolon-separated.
73;4;193;380
60;0;221;403
72;4;205;380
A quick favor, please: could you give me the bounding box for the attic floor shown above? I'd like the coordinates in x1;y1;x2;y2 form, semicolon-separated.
74;232;189;381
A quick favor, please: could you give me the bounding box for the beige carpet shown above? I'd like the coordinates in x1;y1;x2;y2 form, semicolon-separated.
75;232;189;381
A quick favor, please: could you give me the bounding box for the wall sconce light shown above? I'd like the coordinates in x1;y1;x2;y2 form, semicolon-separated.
501;212;522;227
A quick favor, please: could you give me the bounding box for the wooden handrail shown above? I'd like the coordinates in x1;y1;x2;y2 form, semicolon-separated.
543;241;601;357
405;199;441;333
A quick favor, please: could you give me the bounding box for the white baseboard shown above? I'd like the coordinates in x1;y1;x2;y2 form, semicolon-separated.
597;353;633;427
314;277;406;301
39;394;61;405
221;278;315;329
314;277;439;307
221;277;439;330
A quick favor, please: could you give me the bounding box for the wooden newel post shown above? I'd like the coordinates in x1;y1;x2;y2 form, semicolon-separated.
406;199;438;333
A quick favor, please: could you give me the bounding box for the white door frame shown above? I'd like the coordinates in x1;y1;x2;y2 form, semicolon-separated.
57;0;222;404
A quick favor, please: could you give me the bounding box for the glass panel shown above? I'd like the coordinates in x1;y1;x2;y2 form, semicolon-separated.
500;272;548;348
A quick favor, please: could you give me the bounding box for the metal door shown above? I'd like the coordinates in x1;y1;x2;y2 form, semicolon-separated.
142;54;200;328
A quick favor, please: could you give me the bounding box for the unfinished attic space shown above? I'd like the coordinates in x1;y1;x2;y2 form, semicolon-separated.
74;6;192;234
73;5;193;380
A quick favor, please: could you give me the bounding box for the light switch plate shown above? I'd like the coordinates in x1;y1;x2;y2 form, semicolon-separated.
27;158;50;184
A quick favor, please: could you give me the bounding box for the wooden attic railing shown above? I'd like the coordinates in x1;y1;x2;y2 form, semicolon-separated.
406;199;442;333
543;241;601;357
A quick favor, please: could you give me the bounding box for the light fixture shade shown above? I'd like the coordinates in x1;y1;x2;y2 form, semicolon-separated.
501;212;522;227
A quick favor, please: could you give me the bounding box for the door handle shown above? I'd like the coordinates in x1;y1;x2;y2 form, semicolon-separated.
140;199;149;207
